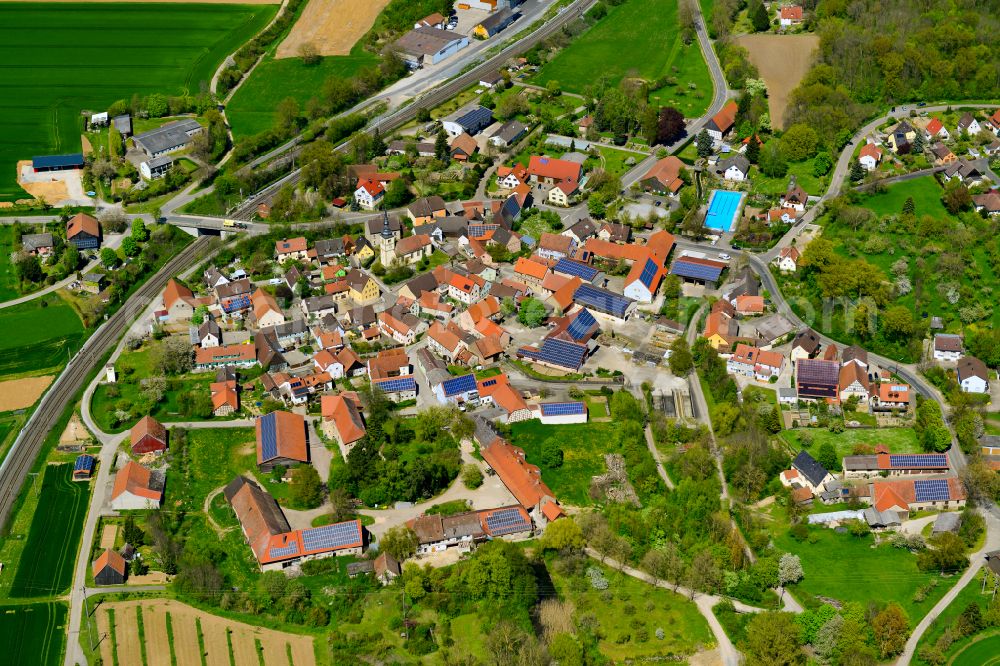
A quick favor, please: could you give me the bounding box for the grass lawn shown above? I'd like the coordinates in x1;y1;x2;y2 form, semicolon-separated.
170;427;258;512
774;526;954;625
549;560;714;660
860;175;952;220
0;3;276;200
779;427;921;460
915;569;997;664
953;631;1000;666
585;396;609;418
0;226;22;301
226;42;378;137
509;420;615;506
0;295;85;378
534;0;713;117
751;157;828;197
0;601;67;665
594;145;645;178
9;464;90;598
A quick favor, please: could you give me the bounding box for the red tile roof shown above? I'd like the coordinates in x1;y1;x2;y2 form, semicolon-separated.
479;437;556;509
709;100;738;134
873;477;965;512
395;234;431;256
67;212;100;239
111;461;163;502
130;416;166;447
195;343;256;366
256;411;308;464
92;548;126;577
514;257;549;280
275;237;307;255
163;279;193;310
428;321;463;352
210;380;239;411
780;5;803;19
321;395;366;445
527;155;582;190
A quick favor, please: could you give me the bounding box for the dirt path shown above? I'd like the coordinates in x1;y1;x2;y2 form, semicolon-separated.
276;0;393;58
733;34;819;129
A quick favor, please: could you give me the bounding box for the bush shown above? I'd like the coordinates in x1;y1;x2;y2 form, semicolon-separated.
461;464;483;489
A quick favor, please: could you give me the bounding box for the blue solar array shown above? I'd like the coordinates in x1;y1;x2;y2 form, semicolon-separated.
914;479;951;502
553;258;599;281
442;373;477;396
539;338;587;370
566;309;597;341
224;295;252;312
375;376;417;393
74;455;95;472
638;258;659;288
480;378;499;388
517;346;542;360
301;521;361;551
890;454;947;468
269;540;301;558
574;283;632;319
540;402;586;416
485;508;531;536
670;260;723;282
260;412;278;460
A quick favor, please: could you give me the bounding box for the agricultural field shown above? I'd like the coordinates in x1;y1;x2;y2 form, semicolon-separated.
276;0;392;58
8;464;90;598
226;43;379;137
0;602;66;666
0;226;21;301
733;34;820;129
509;420;615;506
533;0;713;117
548;560;714;661
97;599;316;666
0;3;277;200
0;295;85;377
779;427;922;462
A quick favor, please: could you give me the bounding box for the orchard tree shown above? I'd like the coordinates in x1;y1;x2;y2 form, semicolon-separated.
540;517;584;552
872;603;909;658
380;526;418;560
669;337;694;376
778;553;803;586
744;612;804;666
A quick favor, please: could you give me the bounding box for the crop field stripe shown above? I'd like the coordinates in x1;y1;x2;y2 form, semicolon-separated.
8;464;90;598
0;602;67;666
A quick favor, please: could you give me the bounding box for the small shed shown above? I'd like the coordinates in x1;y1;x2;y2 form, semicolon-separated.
73;455;96;481
346;560;375;578
92;548;126;586
932;512;962;535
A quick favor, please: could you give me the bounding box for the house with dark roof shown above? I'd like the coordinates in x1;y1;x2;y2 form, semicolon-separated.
787;450;833;492
22;233;54;256
796;358;840;401
791;329;822;365
957;356;989;394
489;120;528;148
442;105;494;137
932;333;963;361
843;452;949;479
133;119;203;158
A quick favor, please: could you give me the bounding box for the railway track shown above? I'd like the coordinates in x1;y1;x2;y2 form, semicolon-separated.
227;0;597;221
0;235;214;530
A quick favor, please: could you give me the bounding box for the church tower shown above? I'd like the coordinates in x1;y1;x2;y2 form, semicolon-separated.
378;210;396;266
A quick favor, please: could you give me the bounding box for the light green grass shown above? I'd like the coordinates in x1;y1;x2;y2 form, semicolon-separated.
861;175;952;220
0;602;67;665
751;157;828;197
9;464;90;598
226;42;378;137
170;427;258;512
954;632;1000;666
509;420;615;506
534;0;712;117
915;570;997;664
549;560;714;660
774;526;954;625
779;427;922;459
0;3;276;201
595;145;644;178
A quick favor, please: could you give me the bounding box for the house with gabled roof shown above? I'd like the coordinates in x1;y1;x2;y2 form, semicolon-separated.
796;358;840;401
321;394;366;449
778;4;803;26
256;410;309;471
924;117;950;141
859;143;882;171
427;321;467;361
639;156;685;196
162;279;196;320
67;213;101;249
705;100;738;143
210;379;239;416
957;356;989;394
956;112;982;136
839;362;871;403
870;477;966;519
130;416;167;455
93;549;127;586
783;450;833;493
275;237;308;263
111;461;164;510
251;288;285;329
791;329;821;365
774;246;800;272
477;374;532;423
933;333;963;361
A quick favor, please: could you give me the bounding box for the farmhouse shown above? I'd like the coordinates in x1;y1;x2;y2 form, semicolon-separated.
411;505;532;554
110;461;164;511
210;379;239;416
226;476;364;572
932;333;963;361
394;27;469;67
256;410;309;471
781;450;834;493
140;155;174;180
321;394;366;449
870;477;966;519
194;343;257;371
92;549;127;586
716;155;749;181
130;416;167;455
133;119;203;158
67;213;101;249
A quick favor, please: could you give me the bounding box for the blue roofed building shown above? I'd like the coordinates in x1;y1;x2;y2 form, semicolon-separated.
433;373;480;408
442;105;494;137
572;283;636;321
32;153;84;172
552;258;602;283
516;338;588;373
73;454;96;481
670;253;728;286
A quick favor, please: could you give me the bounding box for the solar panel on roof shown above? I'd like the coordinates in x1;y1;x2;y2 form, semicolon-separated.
540;402;586;416
269;541;301;558
890;385;907;391
566;309;597;341
485;508;531;536
670;260;723;282
301;521;361;551
74;455;95;471
574;283;632;318
443;373;477;396
517;346;542;360
481;378;498;388
374;377;417;393
260;413;278;460
553;258;599;281
539;339;587;370
890;454;947;468
638;258;659;288
914;479;951;502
